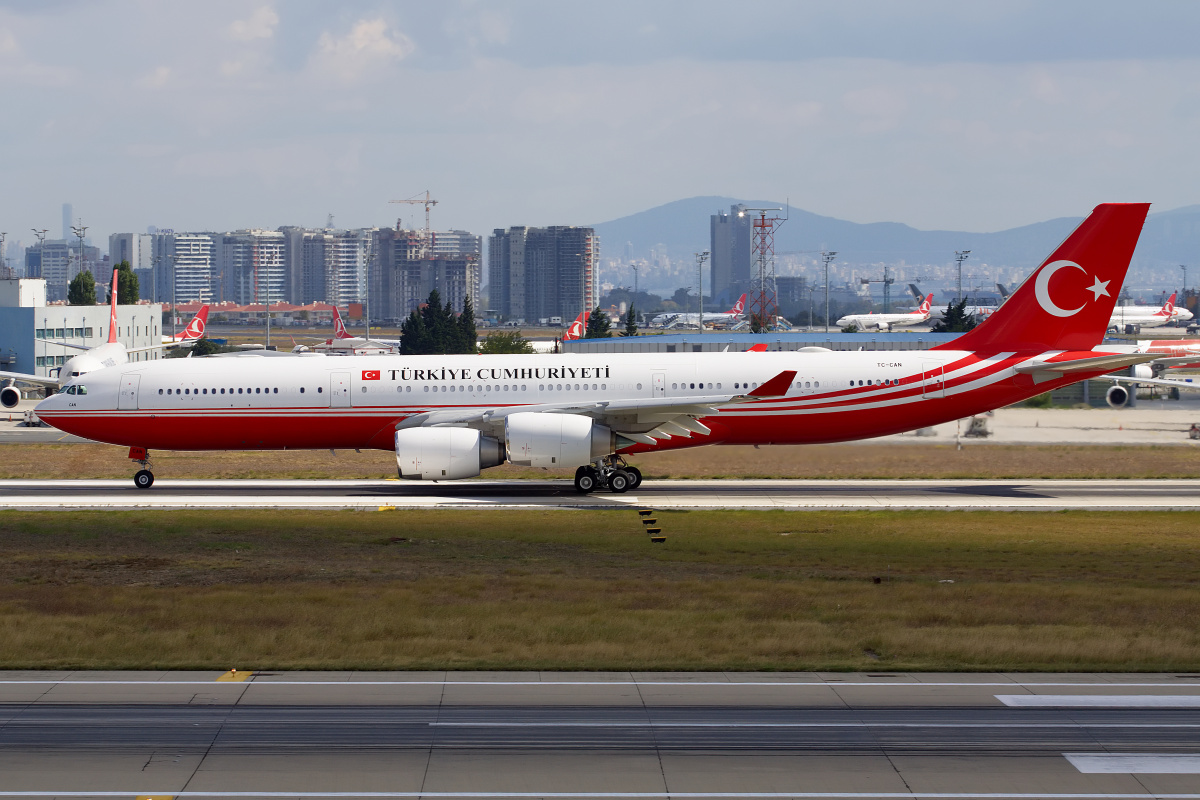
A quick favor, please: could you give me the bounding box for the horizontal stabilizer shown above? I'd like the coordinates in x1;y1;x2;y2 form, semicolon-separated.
1014;353;1159;375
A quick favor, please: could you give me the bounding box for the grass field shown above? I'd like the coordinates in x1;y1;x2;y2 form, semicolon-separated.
2;508;1199;671
3;442;1200;480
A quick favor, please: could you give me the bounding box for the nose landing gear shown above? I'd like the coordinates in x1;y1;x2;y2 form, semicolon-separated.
129;446;154;489
573;456;642;494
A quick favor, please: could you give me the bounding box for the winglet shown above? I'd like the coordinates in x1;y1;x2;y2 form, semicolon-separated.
747;370;796;397
107;267;119;344
747;343;769;353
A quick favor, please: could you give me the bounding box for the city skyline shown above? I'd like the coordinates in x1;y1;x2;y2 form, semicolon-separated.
2;1;1199;255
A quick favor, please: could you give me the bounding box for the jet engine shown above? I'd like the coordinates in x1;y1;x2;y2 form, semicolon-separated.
1106;384;1130;409
394;427;505;481
1131;364;1154;380
0;385;20;409
504;412;615;469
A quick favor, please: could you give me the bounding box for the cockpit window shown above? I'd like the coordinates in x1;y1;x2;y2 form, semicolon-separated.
77;386;87;395
65;386;76;395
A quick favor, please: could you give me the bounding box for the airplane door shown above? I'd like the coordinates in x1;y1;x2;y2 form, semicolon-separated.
652;372;666;397
117;374;140;410
330;372;351;408
921;362;945;399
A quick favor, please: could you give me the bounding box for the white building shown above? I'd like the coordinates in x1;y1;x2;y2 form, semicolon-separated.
219;230;286;306
150;232;216;304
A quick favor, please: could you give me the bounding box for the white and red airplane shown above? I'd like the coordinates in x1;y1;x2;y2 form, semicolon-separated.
306;306;398;354
650;294;747;328
37;203;1159;491
561;311;587;341
836;294;934;332
1;268;207;409
1109;292;1193;330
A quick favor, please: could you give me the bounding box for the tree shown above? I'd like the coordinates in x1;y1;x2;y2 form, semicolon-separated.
584;307;611;338
188;338;222;357
458;295;477;353
620;304;638;337
400;290;478;355
479;331;535;354
106;260;139;304
67;271;96;306
931;298;978;333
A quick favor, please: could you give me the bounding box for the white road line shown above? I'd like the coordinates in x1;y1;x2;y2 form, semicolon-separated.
1067;753;1200;774
998;695;1200;707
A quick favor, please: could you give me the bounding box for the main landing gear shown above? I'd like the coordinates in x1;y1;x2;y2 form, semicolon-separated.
129;446;154;489
574;456;642;495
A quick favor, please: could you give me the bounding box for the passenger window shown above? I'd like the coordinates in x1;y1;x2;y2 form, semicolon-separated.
424;386;429;392
814;381;819;388
361;387;367;393
158;389;164;395
405;386;410;392
805;382;810;388
185;389;190;395
256;388;261;394
238;388;243;394
273;388;278;394
522;385;527;391
637;383;642;390
318;387;323;393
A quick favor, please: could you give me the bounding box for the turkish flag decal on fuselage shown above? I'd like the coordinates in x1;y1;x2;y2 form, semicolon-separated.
362;370;381;380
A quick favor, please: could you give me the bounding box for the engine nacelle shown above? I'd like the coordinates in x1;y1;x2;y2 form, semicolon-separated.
1131;364;1154;380
504;412;614;469
1;385;20;409
394;427;505;481
1106;384;1131;408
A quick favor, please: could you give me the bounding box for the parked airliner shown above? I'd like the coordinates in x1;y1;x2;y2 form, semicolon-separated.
1109;293;1192;330
836;294;934;331
36;204;1158;493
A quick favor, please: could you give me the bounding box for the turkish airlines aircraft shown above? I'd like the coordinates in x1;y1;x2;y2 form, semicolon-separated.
561;311;587;341
1109;293;1193;330
161;305;210;344
0;268;206;409
650;294;747;328
836;294;934;332
37;203;1158;492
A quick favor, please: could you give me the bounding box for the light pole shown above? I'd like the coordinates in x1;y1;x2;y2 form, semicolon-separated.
821;251;837;333
70;223;88;285
168;254;177;341
954;250;971;305
1181;265;1188;300
0;233;6;279
694;251;709;323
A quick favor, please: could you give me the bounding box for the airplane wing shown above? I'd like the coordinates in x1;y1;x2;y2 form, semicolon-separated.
1096;374;1200;392
1014;352;1160;375
394;370;798;444
40;341;91;351
0;370;60;389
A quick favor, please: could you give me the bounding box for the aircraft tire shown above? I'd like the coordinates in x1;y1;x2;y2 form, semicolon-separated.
134;470;155;489
574;466;597;494
624;466;643;489
609;470;631;494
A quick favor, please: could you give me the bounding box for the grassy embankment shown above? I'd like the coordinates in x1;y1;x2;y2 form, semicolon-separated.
1;509;1199;671
3;442;1200;479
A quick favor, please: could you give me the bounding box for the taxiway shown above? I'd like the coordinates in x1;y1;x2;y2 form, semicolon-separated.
3;477;1200;510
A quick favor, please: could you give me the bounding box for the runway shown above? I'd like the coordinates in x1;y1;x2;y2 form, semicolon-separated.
3;477;1200;510
4;672;1200;798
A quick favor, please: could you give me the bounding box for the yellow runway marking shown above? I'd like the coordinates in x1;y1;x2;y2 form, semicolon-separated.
216;669;250;682
136;795;175;799
378;505;397;511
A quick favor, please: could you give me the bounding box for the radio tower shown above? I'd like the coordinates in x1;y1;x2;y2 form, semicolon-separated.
742;206;787;332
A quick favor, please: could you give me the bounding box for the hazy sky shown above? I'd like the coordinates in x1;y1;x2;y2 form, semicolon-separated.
2;0;1199;251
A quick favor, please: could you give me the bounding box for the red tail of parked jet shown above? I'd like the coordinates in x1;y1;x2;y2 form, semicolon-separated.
935;203;1150;353
917;294;933;315
729;293;747;315
1158;293;1177;317
179;305;209;341
107;268;120;344
333;307;351;339
562;311;587;341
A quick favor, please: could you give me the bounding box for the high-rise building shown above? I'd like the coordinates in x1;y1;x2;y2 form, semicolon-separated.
108;233;156;298
151;233;216;304
488;226;597;323
61;203;73;240
710;204;753;305
23;239;97;302
218;230;285;306
375;228;480;322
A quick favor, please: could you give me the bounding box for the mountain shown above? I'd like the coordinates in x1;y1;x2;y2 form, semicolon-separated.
592;197;1200;277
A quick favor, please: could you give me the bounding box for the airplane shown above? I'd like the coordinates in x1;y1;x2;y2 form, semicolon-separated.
836;294;933;331
1;268;207;409
306;306;399;354
1108;292;1193;331
651;294;747;328
35;202;1160;493
561;311;586;341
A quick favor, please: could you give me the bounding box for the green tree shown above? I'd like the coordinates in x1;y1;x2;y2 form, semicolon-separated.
106;261;139;304
620;304;638;337
67;271;96;306
584;307;611;338
457;295;477;353
479;330;535;354
400;290;478;354
188;338;222;357
931;298;979;333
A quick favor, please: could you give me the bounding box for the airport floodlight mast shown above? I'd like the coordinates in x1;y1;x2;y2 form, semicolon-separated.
694;250;709;319
1181;265;1188;299
0;233;7;279
821;250;837;333
740;205;787;332
860;265;896;313
71;223;88;283
955;250;971;304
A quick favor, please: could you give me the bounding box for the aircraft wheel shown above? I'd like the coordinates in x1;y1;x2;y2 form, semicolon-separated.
624;466;643;489
134;470;155;489
574;466;597;494
609;470;631;494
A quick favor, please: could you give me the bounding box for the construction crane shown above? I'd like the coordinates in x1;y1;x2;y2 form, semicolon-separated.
389;191;438;236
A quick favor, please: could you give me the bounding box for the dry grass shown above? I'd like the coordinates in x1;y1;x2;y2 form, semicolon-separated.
1;509;1199;671
3;442;1200;480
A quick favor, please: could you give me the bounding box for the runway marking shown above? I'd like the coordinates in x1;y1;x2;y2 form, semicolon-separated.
214;669;250;682
998;694;1200;707
7;792;1200;799
1067;753;1200;773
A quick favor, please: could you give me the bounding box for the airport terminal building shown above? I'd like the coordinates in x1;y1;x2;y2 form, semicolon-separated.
0;279;163;380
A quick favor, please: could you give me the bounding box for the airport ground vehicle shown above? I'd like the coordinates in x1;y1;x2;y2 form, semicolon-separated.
36;204;1158;491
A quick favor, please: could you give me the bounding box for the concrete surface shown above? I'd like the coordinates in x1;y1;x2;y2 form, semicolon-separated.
3;672;1200;798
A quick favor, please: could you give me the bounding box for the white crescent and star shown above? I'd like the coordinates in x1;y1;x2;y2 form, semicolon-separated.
1034;260;1109;318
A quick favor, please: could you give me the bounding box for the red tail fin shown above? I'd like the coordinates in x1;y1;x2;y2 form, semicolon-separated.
562;311;587;341
1159;292;1177;316
333;307;351;339
729;293;747;315
935;203;1150;353
918;294;933;315
180;305;209;340
107;268;119;344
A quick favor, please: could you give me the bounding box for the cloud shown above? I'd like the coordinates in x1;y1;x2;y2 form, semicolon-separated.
139;65;171;88
229;6;278;42
310;18;413;82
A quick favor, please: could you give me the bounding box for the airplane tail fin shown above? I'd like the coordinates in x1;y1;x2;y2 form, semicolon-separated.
918;294;933;315
934;203;1150;353
1160;292;1177;316
562;311;587;341
333;306;351;339
107;268;119;344
180;305;209;341
908;283;923;303
997;283;1010;299
729;293;747;315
